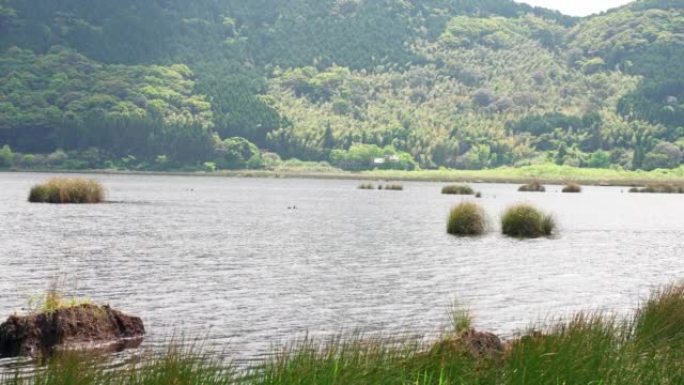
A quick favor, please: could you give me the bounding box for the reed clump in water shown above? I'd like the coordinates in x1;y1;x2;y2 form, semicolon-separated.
562;183;582;193
447;202;486;236
628;184;684;194
442;185;475;195
383;184;403;191
501;203;554;238
518;181;546;192
28;178;105;204
27;290;91;314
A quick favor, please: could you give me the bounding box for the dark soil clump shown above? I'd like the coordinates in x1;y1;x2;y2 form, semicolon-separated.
0;304;144;358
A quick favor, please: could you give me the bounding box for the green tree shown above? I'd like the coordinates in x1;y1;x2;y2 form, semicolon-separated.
330;144;416;171
643;142;683;170
629;120;662;170
556;143;568;165
214;137;262;170
587;150;611;168
0;144;13;168
322;122;335;150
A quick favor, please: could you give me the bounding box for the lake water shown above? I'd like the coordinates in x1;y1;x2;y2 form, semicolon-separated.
1;172;684;366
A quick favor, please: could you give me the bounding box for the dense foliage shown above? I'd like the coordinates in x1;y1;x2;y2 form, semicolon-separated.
0;0;681;171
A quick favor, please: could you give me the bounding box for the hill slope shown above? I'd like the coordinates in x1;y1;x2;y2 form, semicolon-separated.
0;0;681;171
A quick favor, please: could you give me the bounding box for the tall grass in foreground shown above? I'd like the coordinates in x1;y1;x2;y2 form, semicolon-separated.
28;178;105;204
8;284;684;385
633;285;684;348
3;346;232;385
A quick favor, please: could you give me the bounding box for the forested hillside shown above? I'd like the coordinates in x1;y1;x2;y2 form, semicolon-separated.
0;0;681;171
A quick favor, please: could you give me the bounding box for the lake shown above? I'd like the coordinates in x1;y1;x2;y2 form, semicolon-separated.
1;172;683;366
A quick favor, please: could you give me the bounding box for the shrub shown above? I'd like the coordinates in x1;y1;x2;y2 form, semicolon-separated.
28;178;105;204
203;162;217;172
21;154;37;168
47;150;68;167
214;136;262;170
447;202;486;236
562;183;582;193
587;150;612;168
642;142;682;171
519;181;546;192
442;185;475;195
501;204;555;238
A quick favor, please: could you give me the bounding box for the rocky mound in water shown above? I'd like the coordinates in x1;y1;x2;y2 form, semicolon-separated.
0;304;144;358
431;329;504;359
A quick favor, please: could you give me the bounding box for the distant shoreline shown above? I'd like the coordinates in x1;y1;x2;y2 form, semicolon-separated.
3;165;684;187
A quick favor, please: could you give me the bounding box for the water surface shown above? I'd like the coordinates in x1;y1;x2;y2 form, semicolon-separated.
1;172;683;365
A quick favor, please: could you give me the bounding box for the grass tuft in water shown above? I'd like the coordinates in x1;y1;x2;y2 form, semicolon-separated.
562;183;582;193
501;204;555;238
449;302;473;335
447;202;486;236
628;184;684;194
383;184;403;191
27;290;91;314
442;185;475;195
28;178;105;204
518;181;546;192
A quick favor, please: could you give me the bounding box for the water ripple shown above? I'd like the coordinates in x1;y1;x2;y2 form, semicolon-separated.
1;173;684;368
